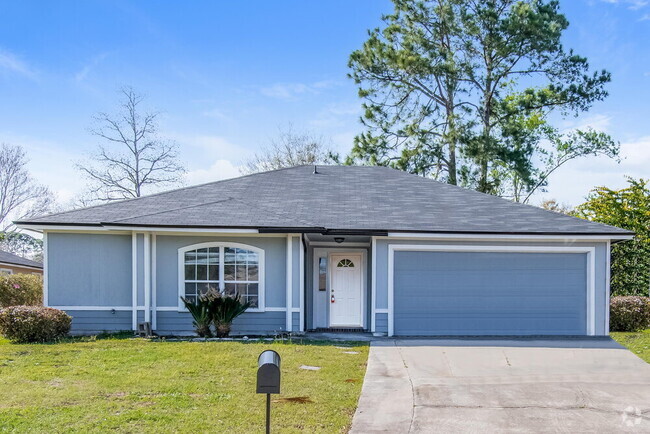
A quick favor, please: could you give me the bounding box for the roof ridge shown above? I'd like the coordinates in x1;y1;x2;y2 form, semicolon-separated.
107;197;235;223
16;165;318;224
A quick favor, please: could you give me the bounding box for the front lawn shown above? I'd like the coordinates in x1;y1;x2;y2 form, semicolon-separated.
611;329;650;363
0;336;368;433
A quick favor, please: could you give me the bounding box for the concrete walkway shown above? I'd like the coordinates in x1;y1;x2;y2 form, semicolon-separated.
350;339;650;433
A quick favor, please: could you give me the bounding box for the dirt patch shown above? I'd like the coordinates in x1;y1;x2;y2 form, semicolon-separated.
273;396;314;404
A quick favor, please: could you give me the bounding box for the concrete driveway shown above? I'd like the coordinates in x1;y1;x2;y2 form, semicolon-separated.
350;339;650;433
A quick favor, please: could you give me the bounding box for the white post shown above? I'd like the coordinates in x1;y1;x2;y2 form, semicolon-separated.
371;236;376;333
299;235;305;332
144;233;151;323
131;232;138;331
286;235;293;332
42;232;49;307
152;234;157;330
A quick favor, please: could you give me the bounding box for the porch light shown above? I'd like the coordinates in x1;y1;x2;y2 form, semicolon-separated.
334;237;345;244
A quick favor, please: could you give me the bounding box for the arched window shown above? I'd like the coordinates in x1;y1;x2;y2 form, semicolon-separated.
337;258;355;268
179;243;264;311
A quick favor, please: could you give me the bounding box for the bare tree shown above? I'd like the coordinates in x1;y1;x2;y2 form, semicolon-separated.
241;125;337;175
0;143;54;229
77;87;186;202
539;199;574;215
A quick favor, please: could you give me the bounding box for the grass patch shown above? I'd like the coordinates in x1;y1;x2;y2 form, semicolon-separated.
0;335;368;433
611;329;650;363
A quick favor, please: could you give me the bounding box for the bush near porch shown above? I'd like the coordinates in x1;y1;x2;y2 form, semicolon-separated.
0;336;368;433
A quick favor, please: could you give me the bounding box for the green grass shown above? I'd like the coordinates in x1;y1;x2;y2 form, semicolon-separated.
611;329;650;363
0;335;369;433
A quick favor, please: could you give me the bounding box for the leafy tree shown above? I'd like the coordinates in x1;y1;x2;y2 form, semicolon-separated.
241;126;336;174
575;178;650;296
77;87;186;202
348;0;616;199
0;231;43;261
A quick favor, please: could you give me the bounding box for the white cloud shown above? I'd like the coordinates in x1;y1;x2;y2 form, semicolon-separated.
641;13;650;20
534;135;650;205
74;52;110;82
260;80;341;100
202;108;232;122
185;159;241;186
560;113;612;133
0;48;37;79
600;0;648;9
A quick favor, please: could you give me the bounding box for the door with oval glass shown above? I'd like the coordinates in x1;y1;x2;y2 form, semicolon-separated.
329;253;363;327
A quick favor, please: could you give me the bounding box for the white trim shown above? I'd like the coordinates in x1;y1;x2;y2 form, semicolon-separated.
0;262;43;272
286;235;293;331
143;233;151;323
387;244;597;337
151;234;157;330
299;236;305;332
50;305;180;311
385;233;633;242
605;241;611;335
102;226;261;234
328;251;366;328
0;268;13;275
131;232;138;330
371;236;377;333
43;232;48;306
266;307;288;312
375;308;389;313
177;241;266;312
308;242;371;248
15;224;262;234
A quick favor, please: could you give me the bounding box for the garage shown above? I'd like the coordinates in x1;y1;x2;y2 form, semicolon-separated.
391;249;590;336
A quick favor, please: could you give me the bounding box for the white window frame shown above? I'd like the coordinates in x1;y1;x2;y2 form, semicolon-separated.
0;268;13;275
387;244;596;337
177;242;265;313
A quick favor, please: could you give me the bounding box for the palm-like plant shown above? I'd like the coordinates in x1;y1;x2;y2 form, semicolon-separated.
181;295;213;337
180;290;251;338
213;293;251;337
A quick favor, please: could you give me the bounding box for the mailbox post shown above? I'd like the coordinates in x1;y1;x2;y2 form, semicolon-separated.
257;350;281;434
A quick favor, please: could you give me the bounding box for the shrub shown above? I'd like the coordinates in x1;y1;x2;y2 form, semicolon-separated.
610;296;650;332
0;273;43;307
181;290;251;338
0;306;71;343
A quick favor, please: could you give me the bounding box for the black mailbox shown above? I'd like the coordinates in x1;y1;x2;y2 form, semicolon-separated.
257;350;281;394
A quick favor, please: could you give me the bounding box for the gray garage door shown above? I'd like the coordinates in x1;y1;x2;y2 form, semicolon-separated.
393;251;587;336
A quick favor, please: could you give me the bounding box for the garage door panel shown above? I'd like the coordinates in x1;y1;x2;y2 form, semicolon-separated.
394;251;587;336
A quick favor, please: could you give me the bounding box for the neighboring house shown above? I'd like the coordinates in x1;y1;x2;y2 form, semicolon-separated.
16;166;632;336
0;249;43;276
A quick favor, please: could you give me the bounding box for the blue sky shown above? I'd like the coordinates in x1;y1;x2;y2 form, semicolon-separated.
0;0;649;206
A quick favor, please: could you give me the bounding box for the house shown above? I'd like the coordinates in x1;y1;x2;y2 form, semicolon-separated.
0;249;43;275
16;165;632;336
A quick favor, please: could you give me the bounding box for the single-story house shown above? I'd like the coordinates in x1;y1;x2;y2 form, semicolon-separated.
0;249;43;275
16;165;632;336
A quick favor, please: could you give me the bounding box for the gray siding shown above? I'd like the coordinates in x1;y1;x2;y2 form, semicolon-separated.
48;233;132;306
155;311;286;335
47;232;301;335
374;239;610;336
154;235;288;309
394;251;587;336
292;311;300;332
67;310;131;333
375;312;388;334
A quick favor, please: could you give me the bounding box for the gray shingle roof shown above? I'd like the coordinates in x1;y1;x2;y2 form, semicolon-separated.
0;250;42;269
17;165;631;236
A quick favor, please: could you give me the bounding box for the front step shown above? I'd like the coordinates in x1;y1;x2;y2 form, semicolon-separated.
312;327;365;333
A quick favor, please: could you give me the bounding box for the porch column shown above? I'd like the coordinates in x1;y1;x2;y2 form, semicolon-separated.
286;235;293;331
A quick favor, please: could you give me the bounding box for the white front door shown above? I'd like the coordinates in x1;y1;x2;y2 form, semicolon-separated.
329;253;363;327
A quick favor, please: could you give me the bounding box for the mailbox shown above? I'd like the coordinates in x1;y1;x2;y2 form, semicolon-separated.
257;350;281;394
